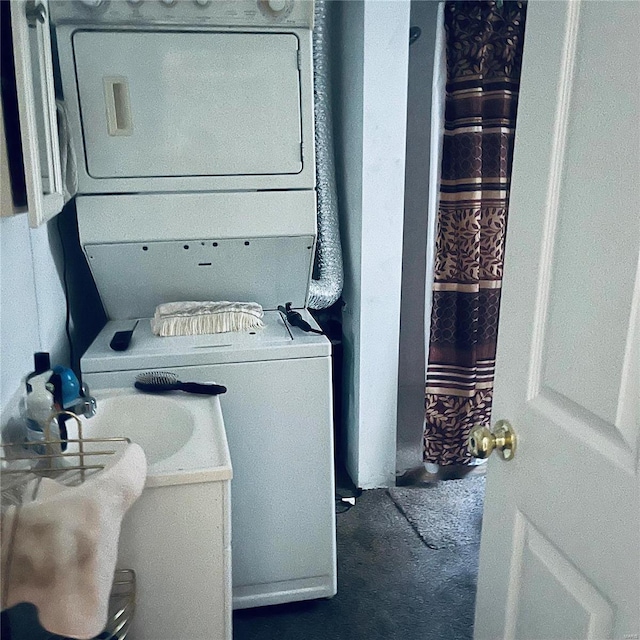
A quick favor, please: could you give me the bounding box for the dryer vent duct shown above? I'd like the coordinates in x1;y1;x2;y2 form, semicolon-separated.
309;0;343;310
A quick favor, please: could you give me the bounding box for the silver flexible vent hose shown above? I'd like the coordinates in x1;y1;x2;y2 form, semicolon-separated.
308;0;343;310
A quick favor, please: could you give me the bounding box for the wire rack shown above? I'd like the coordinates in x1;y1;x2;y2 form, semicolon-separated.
1;411;137;640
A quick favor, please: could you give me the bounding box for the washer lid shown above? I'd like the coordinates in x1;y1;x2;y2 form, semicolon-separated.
84;236;314;318
82;310;330;373
77;192;317;319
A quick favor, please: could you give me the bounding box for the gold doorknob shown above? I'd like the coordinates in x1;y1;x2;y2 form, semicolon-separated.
468;419;517;461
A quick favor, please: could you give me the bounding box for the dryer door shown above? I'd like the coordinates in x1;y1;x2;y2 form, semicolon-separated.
72;30;303;180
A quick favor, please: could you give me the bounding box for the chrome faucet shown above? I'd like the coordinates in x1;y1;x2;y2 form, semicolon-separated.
66;383;97;418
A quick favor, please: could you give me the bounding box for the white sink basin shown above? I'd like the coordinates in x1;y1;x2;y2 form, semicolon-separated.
79;393;194;464
67;387;231;486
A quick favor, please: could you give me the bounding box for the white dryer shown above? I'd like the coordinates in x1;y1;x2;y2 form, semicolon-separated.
50;0;315;194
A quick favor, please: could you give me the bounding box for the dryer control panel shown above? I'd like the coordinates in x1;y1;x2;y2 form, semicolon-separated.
49;0;313;28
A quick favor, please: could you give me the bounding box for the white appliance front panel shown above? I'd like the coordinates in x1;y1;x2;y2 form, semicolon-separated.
73;30;302;179
82;354;337;609
75;191;317;244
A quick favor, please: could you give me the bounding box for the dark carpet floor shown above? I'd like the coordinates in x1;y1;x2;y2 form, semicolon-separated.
233;489;480;640
389;476;486;549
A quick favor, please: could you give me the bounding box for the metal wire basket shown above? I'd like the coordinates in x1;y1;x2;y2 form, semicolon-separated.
1;411;137;640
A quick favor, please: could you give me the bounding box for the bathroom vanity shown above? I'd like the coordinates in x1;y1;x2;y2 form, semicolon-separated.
76;389;233;640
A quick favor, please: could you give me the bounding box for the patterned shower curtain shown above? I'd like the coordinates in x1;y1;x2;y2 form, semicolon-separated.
424;1;527;466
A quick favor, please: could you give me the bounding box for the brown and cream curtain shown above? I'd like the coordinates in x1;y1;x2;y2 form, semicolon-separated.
424;1;527;466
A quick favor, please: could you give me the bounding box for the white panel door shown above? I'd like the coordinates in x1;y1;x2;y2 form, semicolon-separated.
72;31;303;178
474;2;640;639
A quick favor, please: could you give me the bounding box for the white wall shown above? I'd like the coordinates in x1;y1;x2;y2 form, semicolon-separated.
334;0;411;489
0;212;69;417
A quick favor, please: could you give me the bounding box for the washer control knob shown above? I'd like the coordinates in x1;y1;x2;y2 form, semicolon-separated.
194;0;211;5
78;0;104;6
258;0;292;18
160;0;176;5
127;0;143;4
268;0;287;11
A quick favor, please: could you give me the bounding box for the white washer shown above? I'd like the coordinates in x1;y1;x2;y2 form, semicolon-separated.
81;310;337;609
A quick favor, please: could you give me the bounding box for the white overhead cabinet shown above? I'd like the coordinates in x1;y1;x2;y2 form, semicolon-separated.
1;95;16;217
9;0;65;227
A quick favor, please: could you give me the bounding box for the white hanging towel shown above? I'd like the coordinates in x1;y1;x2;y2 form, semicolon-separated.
0;442;146;640
56;100;78;202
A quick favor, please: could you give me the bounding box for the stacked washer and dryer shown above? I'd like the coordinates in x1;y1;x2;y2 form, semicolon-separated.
50;0;336;614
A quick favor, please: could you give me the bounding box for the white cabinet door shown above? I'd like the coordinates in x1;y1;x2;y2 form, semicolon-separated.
474;2;640;639
0;94;17;217
10;0;64;228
